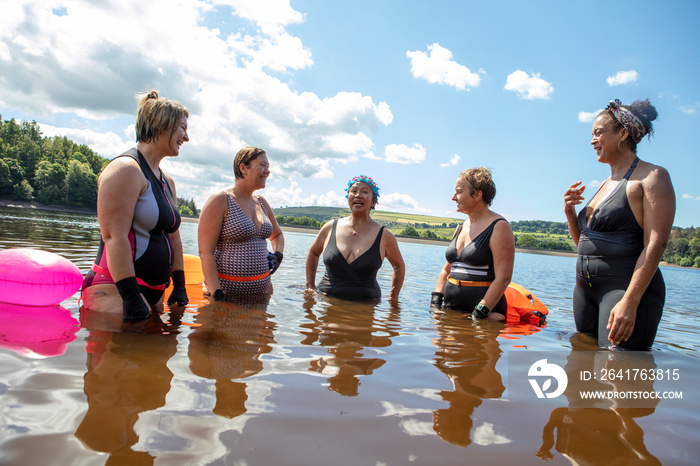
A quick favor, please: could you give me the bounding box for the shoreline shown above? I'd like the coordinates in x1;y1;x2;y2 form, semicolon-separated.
1;200;689;265
0;198;97;215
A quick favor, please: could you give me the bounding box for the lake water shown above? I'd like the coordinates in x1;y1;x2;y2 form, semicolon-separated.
1;206;699;465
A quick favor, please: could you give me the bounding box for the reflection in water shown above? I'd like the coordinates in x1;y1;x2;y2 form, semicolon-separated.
300;292;400;396
75;307;183;463
536;334;660;464
0;303;79;358
431;309;505;447
188;294;276;419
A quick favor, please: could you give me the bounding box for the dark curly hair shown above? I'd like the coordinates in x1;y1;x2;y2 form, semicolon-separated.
601;99;658;153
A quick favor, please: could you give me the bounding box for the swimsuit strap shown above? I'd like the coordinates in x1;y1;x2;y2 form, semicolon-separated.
623;156;640;180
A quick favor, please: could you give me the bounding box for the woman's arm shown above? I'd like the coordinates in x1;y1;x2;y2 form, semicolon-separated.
434;224;460;294
98;157;146;282
564;181;585;245
305;221;332;290
260;196;285;254
382;230;405;303
197;192;227;296
164;173;188;306
607;166;675;344
164;173;185;272
434;262;451;294
481;219;515;312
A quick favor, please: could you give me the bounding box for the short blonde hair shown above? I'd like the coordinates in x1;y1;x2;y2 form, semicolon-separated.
458;167;496;206
135;90;189;143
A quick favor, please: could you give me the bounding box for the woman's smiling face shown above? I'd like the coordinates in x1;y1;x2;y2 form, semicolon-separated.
347;181;375;211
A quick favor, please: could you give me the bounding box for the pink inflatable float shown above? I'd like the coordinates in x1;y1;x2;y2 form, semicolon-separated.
0;248;83;306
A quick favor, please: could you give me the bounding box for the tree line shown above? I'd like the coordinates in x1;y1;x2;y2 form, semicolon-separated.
1;116;200;216
0;117;107;208
664;226;700;268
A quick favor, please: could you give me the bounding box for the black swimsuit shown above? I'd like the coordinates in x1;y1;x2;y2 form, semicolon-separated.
574;157;665;350
317;220;384;301
443;218;507;314
82;148;181;306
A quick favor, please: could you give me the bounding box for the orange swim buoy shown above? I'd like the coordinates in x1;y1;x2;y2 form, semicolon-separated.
183;254;204;285
504;282;548;325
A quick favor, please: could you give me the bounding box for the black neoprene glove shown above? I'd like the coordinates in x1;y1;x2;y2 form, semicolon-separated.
116;276;150;323
268;251;283;274
166;270;188;306
430;292;443;308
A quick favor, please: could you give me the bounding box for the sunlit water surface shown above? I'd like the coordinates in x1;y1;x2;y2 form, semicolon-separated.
1;207;699;465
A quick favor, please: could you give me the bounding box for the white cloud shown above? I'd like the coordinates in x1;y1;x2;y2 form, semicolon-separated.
0;0;394;204
682;193;700;201
262;181;345;208
679;102;700;115
440;154;461;168
578;109;603;123
590;179;601;188
607;70;639;87
384;143;426;164
40;125;131;159
380;192;430;214
504;70;554;100
406;43;482;91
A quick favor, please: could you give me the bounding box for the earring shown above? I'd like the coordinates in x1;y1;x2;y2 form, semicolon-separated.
618;140;625;152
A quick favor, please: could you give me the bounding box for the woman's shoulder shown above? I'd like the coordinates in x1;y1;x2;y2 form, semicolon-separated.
99;154;143;185
634;160;673;189
202;190;231;211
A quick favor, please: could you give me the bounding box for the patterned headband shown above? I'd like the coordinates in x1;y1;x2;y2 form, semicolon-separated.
346;175;380;202
607;99;647;144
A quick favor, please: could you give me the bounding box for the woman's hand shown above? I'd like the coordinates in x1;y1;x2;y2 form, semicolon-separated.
564;181;586;214
607;298;638;344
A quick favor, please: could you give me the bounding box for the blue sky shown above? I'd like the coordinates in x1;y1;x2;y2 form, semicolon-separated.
1;0;698;227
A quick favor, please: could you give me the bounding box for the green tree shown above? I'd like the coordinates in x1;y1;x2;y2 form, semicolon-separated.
178;204;194;216
65;160;97;208
0;158;25;196
0;159;13;195
13;179;34;200
517;233;538;248
400;225;419;236
34;160;67;204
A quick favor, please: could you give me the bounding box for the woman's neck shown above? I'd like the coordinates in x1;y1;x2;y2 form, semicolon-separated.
136;142;164;178
231;181;255;201
609;151;637;180
348;211;372;225
466;203;490;225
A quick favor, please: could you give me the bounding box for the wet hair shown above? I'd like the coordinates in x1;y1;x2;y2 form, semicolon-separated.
601;99;658;153
135;90;189;144
234;147;266;179
458;167;496;206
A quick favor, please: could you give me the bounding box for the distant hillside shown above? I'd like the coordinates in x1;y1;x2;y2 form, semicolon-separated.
273;206;576;251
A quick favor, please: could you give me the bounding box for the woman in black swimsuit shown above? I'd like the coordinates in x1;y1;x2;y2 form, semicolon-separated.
564;99;675;350
431;167;515;321
305;175;405;303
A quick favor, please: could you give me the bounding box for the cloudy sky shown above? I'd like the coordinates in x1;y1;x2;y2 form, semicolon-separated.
1;0;698;227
